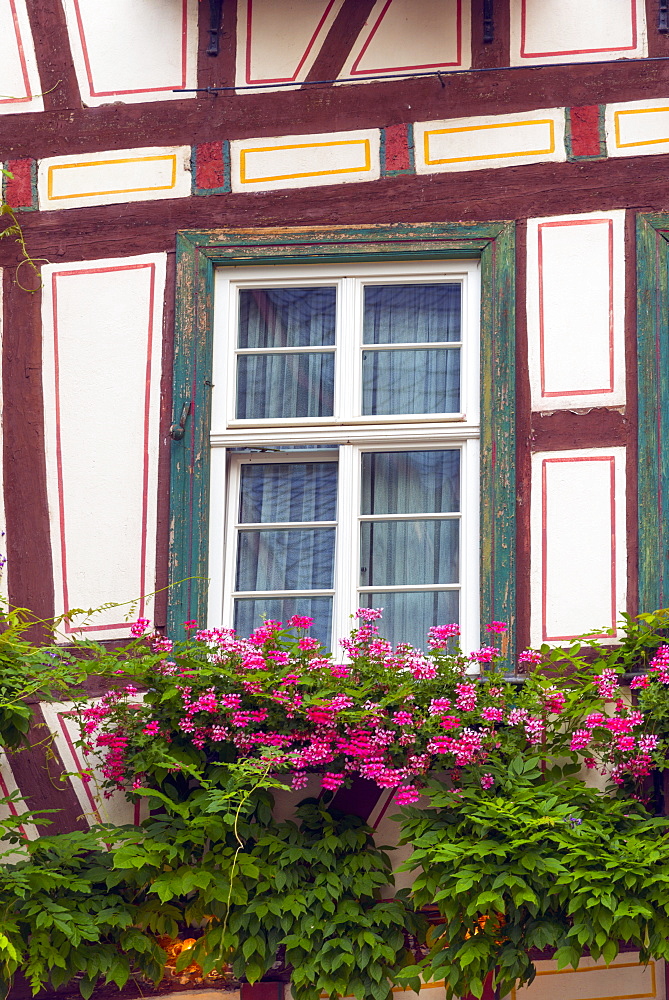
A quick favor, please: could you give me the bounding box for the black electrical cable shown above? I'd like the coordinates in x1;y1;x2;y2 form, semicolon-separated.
173;53;669;93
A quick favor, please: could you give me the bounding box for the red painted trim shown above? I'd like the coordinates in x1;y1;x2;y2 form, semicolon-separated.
541;455;617;642
245;0;338;85
71;0;189;96
538;219;615;398
51;263;155;634
0;767;28;840
1;0;32;104
520;0;637;58
350;0;463;75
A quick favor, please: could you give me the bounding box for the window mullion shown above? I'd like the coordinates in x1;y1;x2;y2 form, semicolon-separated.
220;455;242;630
207;445;228;628
333;443;358;654
462;438;481;651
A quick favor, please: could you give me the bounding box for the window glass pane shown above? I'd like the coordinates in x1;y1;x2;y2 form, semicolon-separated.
361;451;460;515
237;352;335;418
236;528;335;591
360;591;459;651
360;520;459;586
240;462;337;523
239;287;336;348
234;596;333;649
363;283;461;344
362;348;459;415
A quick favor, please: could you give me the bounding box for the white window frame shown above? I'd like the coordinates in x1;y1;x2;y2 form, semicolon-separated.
208;259;481;652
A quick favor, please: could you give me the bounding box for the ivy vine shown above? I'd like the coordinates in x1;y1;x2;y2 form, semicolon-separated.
1;166;45;292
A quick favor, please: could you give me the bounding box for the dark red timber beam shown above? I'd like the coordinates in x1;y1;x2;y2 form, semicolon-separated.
23;0;81;111
304;0;379;83
197;0;238;92
4;57;669;159
2;272;55;635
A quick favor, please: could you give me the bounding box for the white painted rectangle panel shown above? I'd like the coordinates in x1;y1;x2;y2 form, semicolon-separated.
530;448;627;646
338;0;471;81
237;0;345;92
507;953;662;999
38;146;192;210
414;109;566;173
510;0;646;65
61;0;197;105
526;212;626;409
606;99;669;156
42;256;165;640
230;129;380;191
0;0;43;114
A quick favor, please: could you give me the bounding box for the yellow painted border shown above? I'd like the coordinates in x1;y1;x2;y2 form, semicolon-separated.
239;139;371;184
614;106;669;149
47;155;178;201
510;960;657;1000
424;119;555;165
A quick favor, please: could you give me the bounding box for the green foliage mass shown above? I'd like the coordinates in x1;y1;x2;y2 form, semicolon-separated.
0;607;669;997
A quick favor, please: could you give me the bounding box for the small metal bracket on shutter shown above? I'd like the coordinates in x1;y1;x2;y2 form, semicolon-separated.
660;0;669;34
207;0;224;55
170;400;191;441
483;0;494;43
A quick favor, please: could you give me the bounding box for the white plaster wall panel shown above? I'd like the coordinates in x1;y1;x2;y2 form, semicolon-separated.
271;775;324;823
510;0;646;65
230;129;381;192
414;109;566;174
236;0;345;92
41;255;165;641
0;752;38;848
338;0;471;82
37;146;192;211
60;0;197;105
368;788;415;897
40;702;146;828
606;98;669;157
526;212;626;411
505;953;663;999
530;449;627;647
0;0;43;115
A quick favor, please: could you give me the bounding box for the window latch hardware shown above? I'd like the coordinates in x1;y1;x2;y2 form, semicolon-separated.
207;0;224;55
661;0;669;33
170;401;191;441
483;0;494;43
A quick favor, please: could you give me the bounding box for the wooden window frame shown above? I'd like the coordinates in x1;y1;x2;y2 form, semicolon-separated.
168;222;516;653
637;213;669;611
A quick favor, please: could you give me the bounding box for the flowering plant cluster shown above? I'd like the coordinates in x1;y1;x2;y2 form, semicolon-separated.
78;610;669;805
2;606;669;1000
